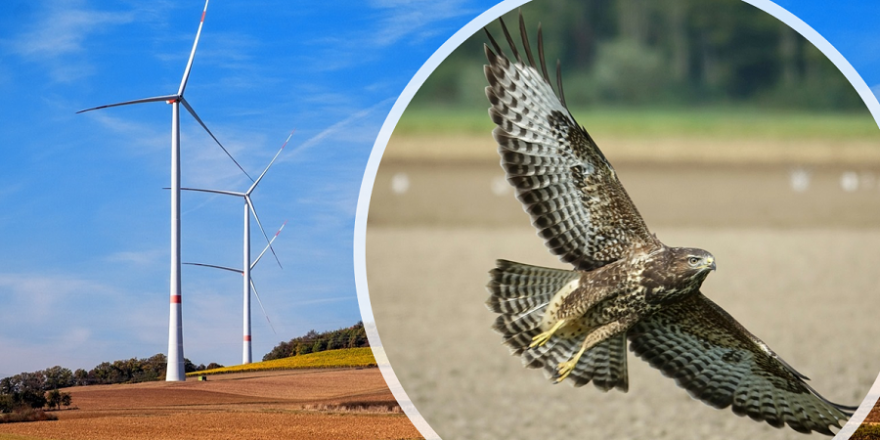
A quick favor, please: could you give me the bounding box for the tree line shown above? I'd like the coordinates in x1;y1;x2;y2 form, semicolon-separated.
0;387;72;415
0;355;225;414
412;0;863;111
0;366;75;414
263;322;369;361
2;321;368;414
1;355;223;390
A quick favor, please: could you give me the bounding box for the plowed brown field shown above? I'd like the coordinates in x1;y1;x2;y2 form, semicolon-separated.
0;368;422;440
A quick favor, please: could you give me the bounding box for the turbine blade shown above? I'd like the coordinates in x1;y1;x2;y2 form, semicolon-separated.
183;262;242;274
247;130;295;195
180;97;254;182
76;94;178;114
178;0;210;96
251;220;287;269
246;197;282;269
250;278;276;334
177;187;245;197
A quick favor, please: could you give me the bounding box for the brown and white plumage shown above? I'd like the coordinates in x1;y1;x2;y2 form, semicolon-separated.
484;17;659;272
483;13;854;435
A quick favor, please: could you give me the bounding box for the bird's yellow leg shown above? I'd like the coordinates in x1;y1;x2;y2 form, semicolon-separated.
556;340;590;382
556;317;636;383
529;319;567;348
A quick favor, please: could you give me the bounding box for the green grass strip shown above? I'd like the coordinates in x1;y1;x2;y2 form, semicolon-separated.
393;106;879;140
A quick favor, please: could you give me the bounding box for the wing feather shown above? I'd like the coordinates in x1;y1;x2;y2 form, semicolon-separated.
627;292;853;435
484;15;659;271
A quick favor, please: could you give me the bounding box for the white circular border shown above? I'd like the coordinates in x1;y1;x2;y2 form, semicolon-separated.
353;1;880;439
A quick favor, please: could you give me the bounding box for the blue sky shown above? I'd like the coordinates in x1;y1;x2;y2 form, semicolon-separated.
0;0;498;377
773;1;880;92
0;0;878;380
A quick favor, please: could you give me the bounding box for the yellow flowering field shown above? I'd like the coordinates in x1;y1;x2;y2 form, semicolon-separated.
186;348;376;376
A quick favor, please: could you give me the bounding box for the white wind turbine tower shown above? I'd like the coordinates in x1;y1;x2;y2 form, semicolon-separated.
77;0;251;381
182;133;290;364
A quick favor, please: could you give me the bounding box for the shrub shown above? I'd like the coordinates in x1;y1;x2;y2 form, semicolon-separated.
0;408;57;424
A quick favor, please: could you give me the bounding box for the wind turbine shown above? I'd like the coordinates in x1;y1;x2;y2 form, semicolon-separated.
186;220;286;364
181;133;290;364
77;0;251;381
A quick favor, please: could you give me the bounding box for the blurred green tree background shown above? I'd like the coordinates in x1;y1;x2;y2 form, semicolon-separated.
410;0;864;112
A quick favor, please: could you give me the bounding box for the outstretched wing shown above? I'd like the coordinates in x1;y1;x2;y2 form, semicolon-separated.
483;15;659;271
627;292;854;435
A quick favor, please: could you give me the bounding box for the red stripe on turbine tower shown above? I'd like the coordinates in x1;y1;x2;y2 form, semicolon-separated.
171;295;182;304
244;335;252;341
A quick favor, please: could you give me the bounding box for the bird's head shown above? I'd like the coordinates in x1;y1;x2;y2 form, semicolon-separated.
671;247;716;284
641;246;716;305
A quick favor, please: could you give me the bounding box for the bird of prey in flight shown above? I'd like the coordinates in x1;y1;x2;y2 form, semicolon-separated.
483;13;855;435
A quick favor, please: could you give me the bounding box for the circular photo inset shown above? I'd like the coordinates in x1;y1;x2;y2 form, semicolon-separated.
364;1;880;439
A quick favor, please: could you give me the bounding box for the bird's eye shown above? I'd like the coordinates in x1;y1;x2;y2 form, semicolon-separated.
688;257;701;266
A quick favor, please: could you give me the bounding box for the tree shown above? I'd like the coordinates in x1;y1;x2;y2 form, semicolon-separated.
0;377;12;395
60;393;72;409
408;0;862;110
45;389;62;410
311;340;325;353
43;366;74;390
263;322;370;361
14;371;47;394
296;343;312;356
183;358;198;373
17;390;46;409
0;394;13;414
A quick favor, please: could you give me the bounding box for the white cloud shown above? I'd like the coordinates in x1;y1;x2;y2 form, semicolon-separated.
84;111;168;156
82;105;262;191
4;0;135;82
0;273;112;373
367;0;472;47
0;272;107;308
297;1;474;73
287;96;396;160
0;270;171;375
11;10;130;58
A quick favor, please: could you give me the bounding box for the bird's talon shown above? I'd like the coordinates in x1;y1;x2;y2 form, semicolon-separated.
556;360;576;382
529;331;553;348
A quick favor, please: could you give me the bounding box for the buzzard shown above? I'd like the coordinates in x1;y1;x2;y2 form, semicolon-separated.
483;14;855;435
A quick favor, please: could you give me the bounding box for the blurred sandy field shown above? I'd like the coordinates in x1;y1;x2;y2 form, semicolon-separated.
365;133;880;440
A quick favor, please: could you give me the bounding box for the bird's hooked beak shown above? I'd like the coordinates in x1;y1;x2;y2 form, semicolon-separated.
705;256;716;271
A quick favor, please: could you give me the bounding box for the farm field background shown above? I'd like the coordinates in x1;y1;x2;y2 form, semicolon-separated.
0;365;421;440
387;107;880;164
366;108;880;439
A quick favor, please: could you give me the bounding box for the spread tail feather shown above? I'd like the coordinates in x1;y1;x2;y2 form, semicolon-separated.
486;259;629;391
